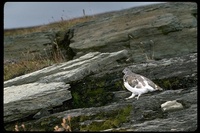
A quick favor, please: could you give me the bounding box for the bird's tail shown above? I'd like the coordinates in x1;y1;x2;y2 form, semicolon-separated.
155;85;163;91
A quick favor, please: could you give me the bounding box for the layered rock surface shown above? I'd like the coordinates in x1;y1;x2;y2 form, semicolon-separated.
4;2;197;131
4;50;128;123
4;52;197;131
4;82;71;123
4;2;197;63
71;2;197;61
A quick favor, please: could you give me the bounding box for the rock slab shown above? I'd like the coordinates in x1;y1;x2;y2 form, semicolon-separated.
4;82;71;123
4;50;128;123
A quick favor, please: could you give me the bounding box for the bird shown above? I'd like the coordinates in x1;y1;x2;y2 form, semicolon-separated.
122;67;163;100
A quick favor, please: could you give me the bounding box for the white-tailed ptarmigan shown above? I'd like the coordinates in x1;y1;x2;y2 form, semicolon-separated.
122;67;163;100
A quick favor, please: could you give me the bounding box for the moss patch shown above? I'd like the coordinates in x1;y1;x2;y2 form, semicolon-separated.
74;105;132;131
154;76;196;90
71;87;113;108
69;69;124;109
70;75;122;108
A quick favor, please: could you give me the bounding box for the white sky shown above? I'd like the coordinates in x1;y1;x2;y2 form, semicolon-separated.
4;2;163;29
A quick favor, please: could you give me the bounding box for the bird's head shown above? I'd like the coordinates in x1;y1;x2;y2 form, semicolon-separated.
122;68;133;75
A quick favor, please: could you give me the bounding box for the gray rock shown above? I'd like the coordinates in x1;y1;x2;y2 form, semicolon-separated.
4;50;128;123
4;2;197;132
4;3;197;63
33;108;50;119
107;87;197;131
15;87;196;131
4;31;53;61
4;51;197;131
69;2;197;61
4;82;71;123
47;28;76;60
4;50;128;87
161;100;184;112
121;53;197;82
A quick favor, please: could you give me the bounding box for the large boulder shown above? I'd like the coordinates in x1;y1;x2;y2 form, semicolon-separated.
4;50;128;123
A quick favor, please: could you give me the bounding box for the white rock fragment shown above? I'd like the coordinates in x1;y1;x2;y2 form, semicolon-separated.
161;100;183;112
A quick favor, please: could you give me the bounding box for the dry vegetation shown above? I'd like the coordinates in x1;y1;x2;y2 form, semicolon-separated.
54;116;72;132
13;116;72;131
4;44;68;81
4;58;52;81
4;16;92;36
4;15;93;81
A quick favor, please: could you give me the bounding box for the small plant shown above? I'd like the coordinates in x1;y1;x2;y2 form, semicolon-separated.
128;34;155;61
139;40;155;61
14;123;26;131
51;36;69;63
54;116;72;132
12;116;72;131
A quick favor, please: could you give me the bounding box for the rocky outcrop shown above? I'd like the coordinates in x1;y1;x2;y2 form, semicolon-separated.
4;50;128;88
4;52;197;131
4;50;128;123
4;2;197;132
4;2;197;63
4;31;52;62
44;28;76;61
70;2;197;62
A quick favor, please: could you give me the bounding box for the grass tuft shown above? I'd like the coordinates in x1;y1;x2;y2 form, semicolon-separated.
4;15;93;36
4;14;93;81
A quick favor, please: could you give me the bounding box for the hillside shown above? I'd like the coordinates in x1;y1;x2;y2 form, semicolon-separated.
4;2;197;131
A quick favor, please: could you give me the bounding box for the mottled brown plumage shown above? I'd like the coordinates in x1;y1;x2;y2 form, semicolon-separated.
122;68;163;100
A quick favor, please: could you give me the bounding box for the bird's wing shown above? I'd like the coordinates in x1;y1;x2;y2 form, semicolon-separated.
140;75;162;90
126;75;143;89
134;74;147;86
135;79;143;88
